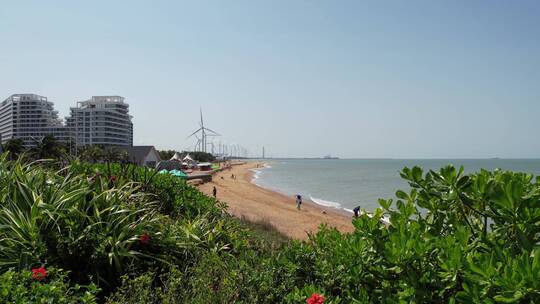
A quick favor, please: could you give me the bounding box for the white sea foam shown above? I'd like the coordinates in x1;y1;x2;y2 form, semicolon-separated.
250;167;264;181
311;198;391;225
309;196;342;209
250;169;261;180
352;209;391;225
250;163;271;183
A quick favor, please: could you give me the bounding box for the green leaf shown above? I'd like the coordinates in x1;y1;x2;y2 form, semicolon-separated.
395;190;408;200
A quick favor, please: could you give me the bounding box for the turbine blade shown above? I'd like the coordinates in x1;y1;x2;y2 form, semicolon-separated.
200;108;204;127
186;127;202;139
204;127;220;135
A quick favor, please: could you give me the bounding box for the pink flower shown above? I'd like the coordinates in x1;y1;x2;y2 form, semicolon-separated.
306;293;325;304
32;267;47;281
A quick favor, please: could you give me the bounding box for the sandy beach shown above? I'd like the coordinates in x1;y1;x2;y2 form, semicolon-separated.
198;162;355;240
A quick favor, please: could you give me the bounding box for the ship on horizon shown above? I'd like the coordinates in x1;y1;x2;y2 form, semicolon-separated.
323;154;339;159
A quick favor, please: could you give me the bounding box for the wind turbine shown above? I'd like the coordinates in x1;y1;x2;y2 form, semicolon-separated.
187;108;220;153
192;134;202;151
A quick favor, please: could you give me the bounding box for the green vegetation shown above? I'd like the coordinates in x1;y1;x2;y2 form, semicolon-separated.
2;138;25;160
0;153;539;303
77;145;130;164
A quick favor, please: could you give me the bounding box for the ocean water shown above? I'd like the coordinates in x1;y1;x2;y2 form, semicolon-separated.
251;159;540;213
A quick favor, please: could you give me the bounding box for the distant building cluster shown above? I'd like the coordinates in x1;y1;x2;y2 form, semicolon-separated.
0;93;133;148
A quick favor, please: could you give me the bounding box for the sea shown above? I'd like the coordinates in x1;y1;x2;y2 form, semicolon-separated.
250;159;540;213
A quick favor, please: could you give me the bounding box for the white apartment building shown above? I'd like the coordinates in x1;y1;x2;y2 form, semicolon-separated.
66;96;133;147
0;94;70;148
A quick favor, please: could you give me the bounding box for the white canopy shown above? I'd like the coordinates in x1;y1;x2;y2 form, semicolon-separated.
183;154;195;162
170;152;183;161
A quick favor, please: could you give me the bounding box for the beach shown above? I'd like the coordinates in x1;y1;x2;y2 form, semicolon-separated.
198;162;355;240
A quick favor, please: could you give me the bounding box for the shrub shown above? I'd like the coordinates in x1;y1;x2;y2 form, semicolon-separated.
0;268;98;303
0;159;161;279
3;152;540;303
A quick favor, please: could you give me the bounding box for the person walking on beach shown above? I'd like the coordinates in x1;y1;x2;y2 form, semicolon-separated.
353;206;361;218
213;186;217;198
295;194;302;210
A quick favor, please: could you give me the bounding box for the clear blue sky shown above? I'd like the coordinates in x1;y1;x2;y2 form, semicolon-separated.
1;1;539;158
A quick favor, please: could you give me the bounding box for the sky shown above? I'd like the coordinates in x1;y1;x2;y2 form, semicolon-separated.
1;1;539;158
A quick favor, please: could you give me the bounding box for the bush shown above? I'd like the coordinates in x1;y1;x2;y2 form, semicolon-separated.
110;165;540;303
0;155;250;301
0;157;162;290
3;152;540;303
261;165;540;302
0;268;98;303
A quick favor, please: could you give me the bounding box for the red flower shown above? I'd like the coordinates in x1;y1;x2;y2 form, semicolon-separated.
306;293;325;304
139;233;151;245
31;267;47;281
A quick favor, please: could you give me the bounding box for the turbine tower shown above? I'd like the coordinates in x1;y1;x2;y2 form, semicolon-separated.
187;108;220;153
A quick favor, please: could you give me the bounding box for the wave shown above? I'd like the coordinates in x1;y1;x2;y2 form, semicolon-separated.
310;197;391;225
249;163;390;224
343;208;354;214
309;196;342;209
250;163;271;183
250;169;261;180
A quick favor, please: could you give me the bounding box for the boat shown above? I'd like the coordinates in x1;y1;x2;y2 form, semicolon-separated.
323;155;339;159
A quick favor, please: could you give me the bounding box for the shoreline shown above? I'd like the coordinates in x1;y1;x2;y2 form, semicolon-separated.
248;166;355;218
198;161;355;240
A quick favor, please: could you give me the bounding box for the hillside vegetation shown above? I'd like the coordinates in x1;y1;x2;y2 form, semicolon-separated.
0;154;539;303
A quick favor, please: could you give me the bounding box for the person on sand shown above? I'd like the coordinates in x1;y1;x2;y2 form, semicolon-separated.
295;194;302;210
213;186;217;198
353;206;361;218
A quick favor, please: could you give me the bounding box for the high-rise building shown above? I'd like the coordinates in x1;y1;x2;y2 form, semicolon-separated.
0;94;70;148
66;96;133;147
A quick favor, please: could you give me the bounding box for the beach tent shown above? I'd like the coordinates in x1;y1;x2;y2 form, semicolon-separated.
170;152;183;161
183;154;195;162
169;169;188;178
182;154;197;168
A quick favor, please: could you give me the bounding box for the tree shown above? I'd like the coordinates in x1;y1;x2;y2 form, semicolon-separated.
185;151;216;162
30;135;66;160
78;145;104;163
158;150;176;160
104;148;130;163
2;138;25;160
